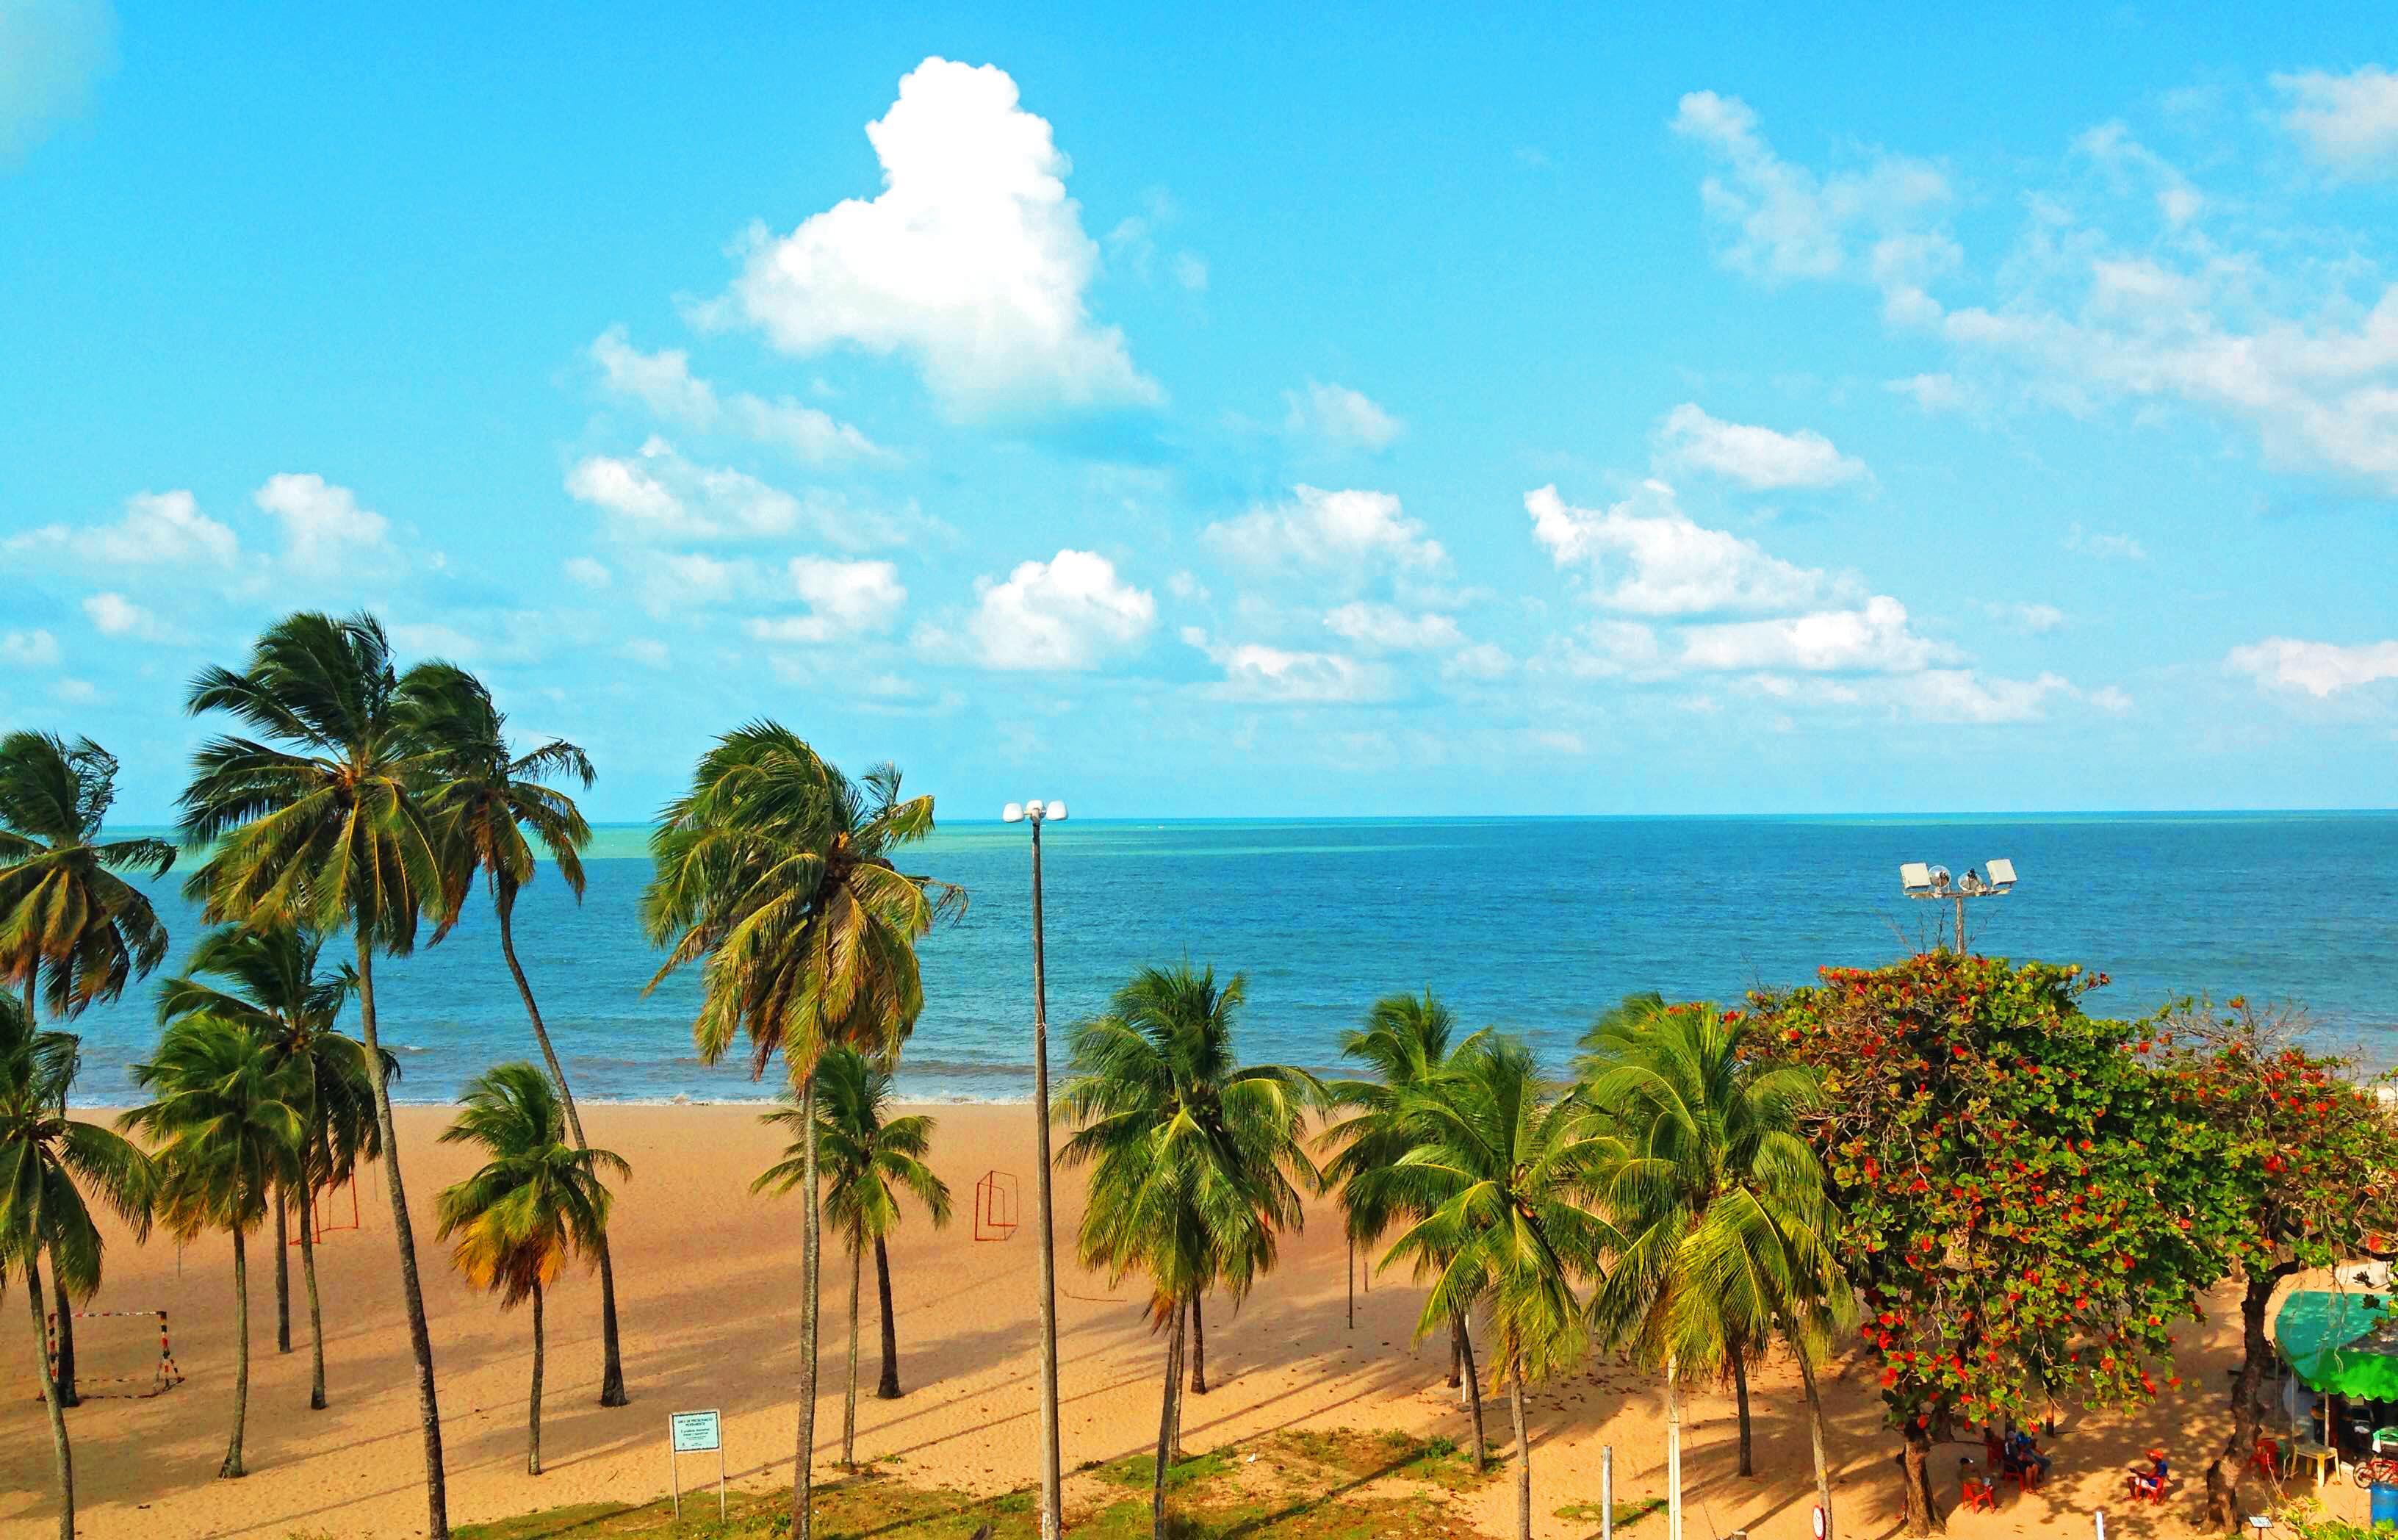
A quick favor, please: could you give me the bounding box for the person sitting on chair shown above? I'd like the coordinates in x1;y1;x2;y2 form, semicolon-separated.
2009;1428;2053;1479
2128;1449;2168;1500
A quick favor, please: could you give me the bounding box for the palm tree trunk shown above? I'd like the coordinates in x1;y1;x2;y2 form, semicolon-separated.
1666;1352;1684;1540
1456;1311;1487;1467
1508;1350;1533;1540
221;1226;250;1478
1189;1293;1208;1395
498;893;627;1407
1791;1331;1832;1540
843;1239;861;1468
528;1283;545;1477
49;1253;76;1408
1152;1294;1187;1540
1447;1313;1462;1388
1731;1349;1754;1477
873;1235;901;1399
26;1257;74;1540
300;1183;327;1410
353;938;450;1539
274;1189;293;1354
791;1071;821;1540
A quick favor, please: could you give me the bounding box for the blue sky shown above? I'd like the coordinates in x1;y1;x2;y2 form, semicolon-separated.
4;2;2396;821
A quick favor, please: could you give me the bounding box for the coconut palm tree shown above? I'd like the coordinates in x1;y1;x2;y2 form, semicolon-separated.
754;1046;951;1466
1580;997;1845;1540
642;731;957;1540
179;611;459;1537
120;1015;307;1480
1317;990;1494;1462
155;924;386;1409
1369;1037;1613;1540
0;730;176;1404
1056;962;1318;1540
1;990;153;1540
436;1062;626;1476
408;663;630;1406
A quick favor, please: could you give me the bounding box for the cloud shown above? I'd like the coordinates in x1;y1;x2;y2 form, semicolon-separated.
562;555;611;589
1525;481;1854;615
1677;595;1952;674
0;0;115;164
744;557;907;644
707;57;1156;417
81;591;169;640
1322;602;1462;652
635;551;760;616
253;474;393;578
1886;373;1968;413
1;630;62;667
619;638;671;669
6;488;240;568
1204;486;1447;576
1653;403;1868;489
1184;631;1396;704
2227;636;2398;697
2063;522;2147;561
1984;600;2066;633
934;549;1155;670
1170;252;1209;291
1283;381;1404;452
2274;67;2398;179
565;438;933;549
588;327;885;462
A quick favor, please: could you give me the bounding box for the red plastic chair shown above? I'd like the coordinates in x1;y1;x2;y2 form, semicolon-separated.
2127;1455;2170;1505
1960;1476;1998;1513
2009;1459;2042;1495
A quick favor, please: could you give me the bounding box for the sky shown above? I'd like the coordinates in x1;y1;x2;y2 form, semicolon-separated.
4;3;2397;821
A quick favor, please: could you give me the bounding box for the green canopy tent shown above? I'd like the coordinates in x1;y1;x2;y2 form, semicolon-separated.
2278;1289;2398;1402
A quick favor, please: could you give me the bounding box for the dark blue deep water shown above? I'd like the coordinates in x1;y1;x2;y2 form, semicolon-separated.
59;813;2398;1102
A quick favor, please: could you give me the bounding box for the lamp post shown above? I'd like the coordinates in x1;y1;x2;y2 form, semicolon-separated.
1899;858;2017;952
1002;797;1068;1540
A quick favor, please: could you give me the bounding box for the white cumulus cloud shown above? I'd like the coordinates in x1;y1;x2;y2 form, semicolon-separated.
1322;602;1461;652
1283;381;1404;452
1654;403;1869;489
253;474;392;578
940;550;1155;670
588;326;884;462
1525;482;1854;615
1204;486;1447;577
1;630;62;667
1677;595;1952;674
709;57;1156;417
6;489;241;569
2275;66;2398;179
81;591;165;639
1185;631;1395;704
745;557;907;644
2227;636;2398;697
565;438;924;549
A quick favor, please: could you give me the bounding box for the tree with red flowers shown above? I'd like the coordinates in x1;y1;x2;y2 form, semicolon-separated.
2156;999;2398;1530
1756;954;2227;1536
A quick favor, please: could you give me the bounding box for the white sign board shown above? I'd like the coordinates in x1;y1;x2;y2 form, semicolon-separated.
671;1410;721;1453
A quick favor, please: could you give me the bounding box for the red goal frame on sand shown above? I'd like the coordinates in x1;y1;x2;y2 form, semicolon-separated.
43;1310;184;1400
974;1169;1019;1241
289;1179;361;1245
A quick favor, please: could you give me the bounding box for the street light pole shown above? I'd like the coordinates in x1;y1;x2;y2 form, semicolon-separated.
1899;858;2017;952
1005;798;1067;1539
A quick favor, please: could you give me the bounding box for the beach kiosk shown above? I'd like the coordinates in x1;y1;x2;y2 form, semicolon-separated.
2275;1290;2398;1508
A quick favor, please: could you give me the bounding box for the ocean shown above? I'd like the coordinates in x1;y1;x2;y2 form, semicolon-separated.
54;813;2398;1104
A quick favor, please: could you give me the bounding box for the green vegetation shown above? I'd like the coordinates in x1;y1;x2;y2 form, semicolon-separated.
1552;1497;1667;1530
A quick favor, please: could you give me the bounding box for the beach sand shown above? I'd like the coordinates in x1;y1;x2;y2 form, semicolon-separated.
0;1104;2355;1539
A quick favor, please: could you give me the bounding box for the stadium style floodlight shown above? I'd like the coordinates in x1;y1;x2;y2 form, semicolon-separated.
1900;857;2019;952
1003;794;1067;1540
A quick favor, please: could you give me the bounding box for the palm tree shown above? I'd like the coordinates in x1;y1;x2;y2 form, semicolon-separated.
754;1046;952;1467
1369;1037;1613;1540
156;925;386;1409
0;990;153;1540
1056;963;1318;1540
410;665;630;1406
120;1015;307;1480
0;730;175;1405
642;730;957;1540
179;611;458;1538
436;1062;627;1475
1318;990;1493;1462
1580;998;1845;1540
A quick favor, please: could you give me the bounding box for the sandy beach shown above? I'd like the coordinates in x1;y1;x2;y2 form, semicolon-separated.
0;1103;2352;1539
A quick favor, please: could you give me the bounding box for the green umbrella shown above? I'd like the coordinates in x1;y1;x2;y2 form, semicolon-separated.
2277;1290;2398;1400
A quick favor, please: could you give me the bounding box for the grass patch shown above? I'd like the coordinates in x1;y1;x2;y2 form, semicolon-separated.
1095;1447;1239;1491
1553;1496;1668;1530
1258;1428;1497;1493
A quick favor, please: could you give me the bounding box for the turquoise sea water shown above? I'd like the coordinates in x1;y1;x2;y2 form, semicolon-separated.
57;813;2398;1104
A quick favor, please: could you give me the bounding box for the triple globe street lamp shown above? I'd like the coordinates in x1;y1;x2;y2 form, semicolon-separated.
1900;857;2018;952
1000;796;1067;1540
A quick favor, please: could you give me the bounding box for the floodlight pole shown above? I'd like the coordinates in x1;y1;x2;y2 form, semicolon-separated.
1900;861;2015;954
1013;802;1067;1540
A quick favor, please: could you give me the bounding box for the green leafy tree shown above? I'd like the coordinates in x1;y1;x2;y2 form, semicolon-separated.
0;730;175;1404
1318;990;1493;1462
436;1063;627;1476
1759;954;2226;1536
642;731;955;1540
1056;963;1317;1540
120;1016;308;1480
0;990;153;1540
411;663;629;1406
179;611;460;1538
1580;996;1846;1538
156;924;386;1409
1367;1037;1610;1540
755;1046;952;1467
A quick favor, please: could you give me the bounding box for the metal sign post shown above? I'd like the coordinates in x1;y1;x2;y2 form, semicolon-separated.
1601;1445;1615;1540
669;1409;724;1522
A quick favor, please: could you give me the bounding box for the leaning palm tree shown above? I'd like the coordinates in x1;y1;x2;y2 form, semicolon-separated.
1056;962;1318;1540
411;665;628;1406
1580;997;1845;1540
120;1015;307;1480
1;990;154;1540
1317;990;1493;1462
1369;1037;1613;1540
0;730;175;1404
156;924;386;1409
436;1062;627;1476
755;1046;951;1467
179;611;458;1538
642;731;957;1540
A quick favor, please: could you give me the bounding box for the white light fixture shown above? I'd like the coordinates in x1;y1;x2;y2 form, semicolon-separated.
1986;857;2017;890
1899;862;1933;894
1045;799;1067;821
1001;802;1026;824
1901;856;2021;951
